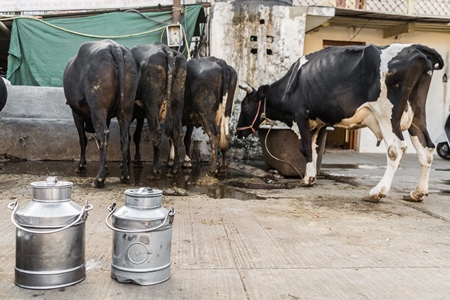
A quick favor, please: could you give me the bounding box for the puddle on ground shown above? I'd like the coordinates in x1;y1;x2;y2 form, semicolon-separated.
0;160;259;200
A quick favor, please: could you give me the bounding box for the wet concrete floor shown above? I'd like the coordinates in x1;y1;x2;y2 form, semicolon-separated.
0;159;265;200
1;152;450;299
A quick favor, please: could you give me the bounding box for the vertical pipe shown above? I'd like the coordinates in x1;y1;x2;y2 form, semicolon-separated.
173;0;181;23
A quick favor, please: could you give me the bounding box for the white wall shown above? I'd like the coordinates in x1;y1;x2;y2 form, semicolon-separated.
304;26;450;153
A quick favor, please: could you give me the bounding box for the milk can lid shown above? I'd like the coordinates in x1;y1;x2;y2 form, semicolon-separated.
124;187;163;209
30;176;73;201
30;176;73;189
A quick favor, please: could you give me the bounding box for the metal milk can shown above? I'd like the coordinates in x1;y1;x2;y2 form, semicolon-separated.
8;176;92;290
106;187;175;285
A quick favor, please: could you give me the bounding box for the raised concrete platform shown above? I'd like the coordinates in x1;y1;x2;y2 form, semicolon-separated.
0;86;158;161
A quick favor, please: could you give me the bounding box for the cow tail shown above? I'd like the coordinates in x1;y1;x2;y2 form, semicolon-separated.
413;44;444;70
161;49;176;125
219;65;237;151
218;64;238;152
110;43;126;125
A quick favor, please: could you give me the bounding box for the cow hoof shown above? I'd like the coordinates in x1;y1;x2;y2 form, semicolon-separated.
76;165;86;173
92;178;105;188
147;172;160;180
182;161;192;168
402;193;424;202
167;159;174;167
218;166;228;174
299;177;316;187
120;176;130;184
362;194;383;203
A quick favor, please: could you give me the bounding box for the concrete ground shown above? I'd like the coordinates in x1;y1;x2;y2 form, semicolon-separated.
0;151;449;299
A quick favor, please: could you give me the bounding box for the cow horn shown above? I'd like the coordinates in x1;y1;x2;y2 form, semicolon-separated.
239;83;253;94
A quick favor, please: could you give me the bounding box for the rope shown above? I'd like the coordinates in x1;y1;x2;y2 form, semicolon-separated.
0;16;167;38
259;102;304;179
2;6;195;57
262;122;304;179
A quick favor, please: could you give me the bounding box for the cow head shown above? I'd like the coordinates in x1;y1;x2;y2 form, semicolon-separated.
236;83;270;139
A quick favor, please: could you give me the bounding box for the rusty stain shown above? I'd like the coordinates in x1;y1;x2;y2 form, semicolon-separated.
139;235;150;245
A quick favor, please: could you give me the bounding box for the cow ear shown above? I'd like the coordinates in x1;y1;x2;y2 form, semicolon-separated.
256;85;270;100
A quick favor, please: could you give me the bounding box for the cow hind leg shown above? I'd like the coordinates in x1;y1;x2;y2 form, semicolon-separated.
218;149;228;174
403;132;434;202
182;125;194;168
133;116;144;168
72;112;88;173
167;138;175;167
217;117;229;174
294;118;316;187
92;129;109;188
364;136;407;202
167;131;184;178
147;123;162;180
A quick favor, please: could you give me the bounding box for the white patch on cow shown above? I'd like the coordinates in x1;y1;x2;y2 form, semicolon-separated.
2;77;11;85
222;116;230;136
222;92;228;109
215;105;223;126
216;104;229;150
303;161;316;184
290;122;302;139
427;70;432;76
297;56;308;72
310;129;320;177
168;140;175;161
400;101;414;131
221;91;229;136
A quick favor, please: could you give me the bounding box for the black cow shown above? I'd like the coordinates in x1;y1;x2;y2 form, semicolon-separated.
63;39;138;188
236;44;444;202
131;42;187;179
0;77;8;112
178;56;238;176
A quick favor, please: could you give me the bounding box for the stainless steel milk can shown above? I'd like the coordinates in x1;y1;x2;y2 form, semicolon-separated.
106;187;175;285
8;176;92;289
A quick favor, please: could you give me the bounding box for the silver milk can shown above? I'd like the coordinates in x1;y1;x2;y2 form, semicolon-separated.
106;187;175;285
8;176;92;289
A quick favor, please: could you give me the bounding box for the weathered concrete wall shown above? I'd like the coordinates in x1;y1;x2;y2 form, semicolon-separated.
210;3;309;160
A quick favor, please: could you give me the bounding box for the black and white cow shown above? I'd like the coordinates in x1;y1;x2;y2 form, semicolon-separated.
236;44;444;202
64;39;138;187
179;56;238;176
131;42;187;179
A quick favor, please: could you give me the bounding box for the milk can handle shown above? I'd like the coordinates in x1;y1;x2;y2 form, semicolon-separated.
8;199;93;234
105;203;175;233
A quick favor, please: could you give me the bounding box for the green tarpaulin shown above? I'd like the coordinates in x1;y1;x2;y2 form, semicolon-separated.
7;5;203;87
